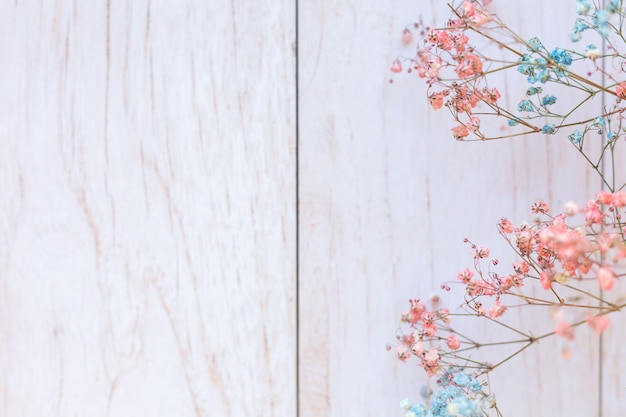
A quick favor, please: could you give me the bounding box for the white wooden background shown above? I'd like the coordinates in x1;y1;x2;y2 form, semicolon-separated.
0;1;622;416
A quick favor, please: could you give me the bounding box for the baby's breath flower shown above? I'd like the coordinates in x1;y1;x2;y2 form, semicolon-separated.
585;44;599;60
518;99;534;112
541;124;556;134
568;130;583;144
576;0;591;15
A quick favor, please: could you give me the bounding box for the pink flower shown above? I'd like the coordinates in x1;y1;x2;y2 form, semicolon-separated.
488;301;507;318
396;345;411;362
531;200;550;214
401;28;413;44
585;200;603;225
617;82;626;99
447;334;461;350
466;116;481;132
452;33;470;51
424;348;439;363
597;266;616;290
422;323;437;337
416;55;443;79
482;87;500;104
461;0;476;15
540;270;553;289
429;92;445;110
411;341;424;356
456;54;483;78
586;315;610;334
452;125;469;139
596;190;612;205
563;201;579;216
555;322;574;340
498;217;514;233
611;191;626;207
472;246;490;259
457;268;474;283
513;261;530;275
390;59;403;73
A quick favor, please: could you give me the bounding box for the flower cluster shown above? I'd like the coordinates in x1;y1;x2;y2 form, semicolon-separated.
391;1;626;415
392;0;626;152
400;368;495;417
395;196;625;382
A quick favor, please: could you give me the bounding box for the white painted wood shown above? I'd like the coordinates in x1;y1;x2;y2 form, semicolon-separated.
0;1;296;416
299;1;603;416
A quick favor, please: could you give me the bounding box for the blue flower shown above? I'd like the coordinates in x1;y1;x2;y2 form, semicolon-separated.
469;379;483;392
453;372;471;387
608;131;618;140
542;124;557;134
518;99;535;112
447;396;482;417
607;0;620;13
508;118;520;126
574;18;591;32
527;37;545;52
550;48;573;66
542;95;557;106
570;31;583;42
569;130;583;144
593;116;606;128
593;9;610;25
526;86;543;95
577;0;591;14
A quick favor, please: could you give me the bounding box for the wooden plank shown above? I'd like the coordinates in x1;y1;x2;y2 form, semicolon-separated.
0;1;296;416
299;1;601;416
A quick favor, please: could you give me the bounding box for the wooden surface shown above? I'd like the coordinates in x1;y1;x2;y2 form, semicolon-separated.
0;1;296;416
0;0;622;416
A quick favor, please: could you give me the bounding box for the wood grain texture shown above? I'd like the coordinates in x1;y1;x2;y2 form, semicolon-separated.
0;1;296;416
298;1;603;416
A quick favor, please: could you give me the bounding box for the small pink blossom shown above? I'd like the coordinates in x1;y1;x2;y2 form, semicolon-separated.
411;341;424;356
531;200;549;214
429;92;445;110
401;28;413;44
597;266;616;290
596;190;612;205
498;217;514;233
396;344;411;362
472;246;490;259
461;0;476;15
452;125;469;139
466;116;481;132
611;191;626;207
555;321;574;340
390;59;403;73
457;268;474;283
540;270;553;289
488;301;507;318
447;334;461;350
617;82;626;99
513;260;530;275
452;33;470;50
421;348;440;373
482;87;501;104
586;315;610;334
585;200;603;225
456;54;483;78
563;201;579;216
